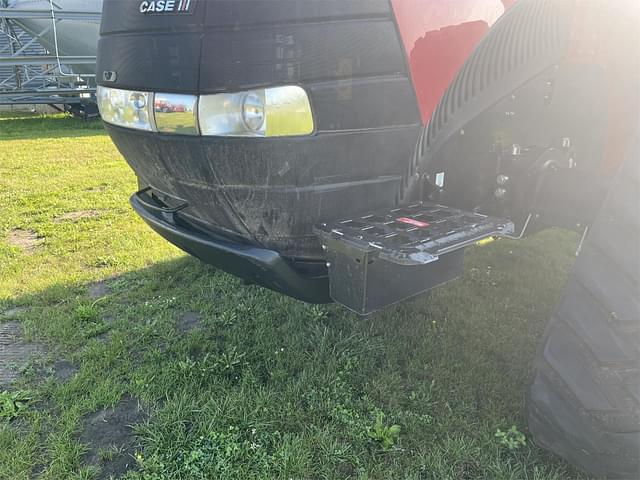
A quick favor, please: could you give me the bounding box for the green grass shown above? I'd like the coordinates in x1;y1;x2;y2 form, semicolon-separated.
0;113;587;479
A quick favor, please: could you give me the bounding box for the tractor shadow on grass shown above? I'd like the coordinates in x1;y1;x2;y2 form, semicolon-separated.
1;257;236;479
0;230;582;479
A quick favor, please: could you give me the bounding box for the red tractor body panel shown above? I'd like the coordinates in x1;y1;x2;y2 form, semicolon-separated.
390;0;512;123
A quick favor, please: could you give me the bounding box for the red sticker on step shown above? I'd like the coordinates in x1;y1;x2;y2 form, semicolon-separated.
396;217;430;228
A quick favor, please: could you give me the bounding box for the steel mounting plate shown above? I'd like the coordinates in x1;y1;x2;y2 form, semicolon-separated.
315;202;514;314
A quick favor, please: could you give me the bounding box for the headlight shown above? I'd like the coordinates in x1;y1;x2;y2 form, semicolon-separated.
199;86;314;137
97;86;152;131
97;85;314;137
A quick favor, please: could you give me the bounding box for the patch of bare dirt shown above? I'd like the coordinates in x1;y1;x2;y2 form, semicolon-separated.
85;184;109;192
52;360;78;382
55;210;100;223
6;229;44;252
80;396;146;479
0;321;44;387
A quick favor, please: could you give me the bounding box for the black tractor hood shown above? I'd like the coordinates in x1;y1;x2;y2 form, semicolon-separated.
98;0;400;94
97;0;422;261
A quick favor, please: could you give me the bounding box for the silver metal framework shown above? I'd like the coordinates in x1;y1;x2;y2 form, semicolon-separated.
0;3;100;106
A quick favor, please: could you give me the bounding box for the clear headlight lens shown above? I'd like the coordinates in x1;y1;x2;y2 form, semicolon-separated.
97;85;314;137
97;86;152;131
199;85;314;137
197;92;253;137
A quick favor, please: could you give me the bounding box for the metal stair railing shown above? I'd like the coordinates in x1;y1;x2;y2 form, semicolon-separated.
0;1;100;106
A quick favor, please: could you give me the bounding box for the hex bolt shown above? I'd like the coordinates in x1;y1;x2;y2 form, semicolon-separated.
496;174;510;186
511;144;521;156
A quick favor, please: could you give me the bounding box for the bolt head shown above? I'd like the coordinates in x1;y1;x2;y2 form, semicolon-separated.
496;174;510;186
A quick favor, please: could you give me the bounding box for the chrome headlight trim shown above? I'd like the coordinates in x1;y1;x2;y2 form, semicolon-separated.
197;91;258;137
97;85;314;137
263;85;314;137
153;93;199;136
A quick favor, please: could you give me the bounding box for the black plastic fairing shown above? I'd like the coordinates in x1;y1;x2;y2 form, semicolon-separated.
198;20;406;93
106;123;421;259
100;0;206;35
97;0;420;128
202;1;390;26
97;0;422;260
98;0;206;93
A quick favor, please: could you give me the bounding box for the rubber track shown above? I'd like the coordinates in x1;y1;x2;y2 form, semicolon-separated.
527;132;640;479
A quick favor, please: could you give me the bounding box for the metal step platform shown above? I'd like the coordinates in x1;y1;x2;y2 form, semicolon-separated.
315;203;514;314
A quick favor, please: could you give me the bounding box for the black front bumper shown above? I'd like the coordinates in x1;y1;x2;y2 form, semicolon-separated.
131;191;331;304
